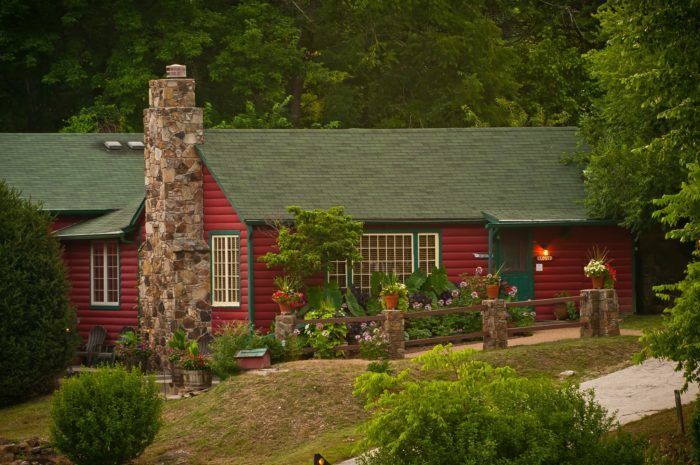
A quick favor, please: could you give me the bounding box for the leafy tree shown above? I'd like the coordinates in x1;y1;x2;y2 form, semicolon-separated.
353;345;647;465
260;206;363;282
580;0;700;233
638;164;700;384
0;181;79;406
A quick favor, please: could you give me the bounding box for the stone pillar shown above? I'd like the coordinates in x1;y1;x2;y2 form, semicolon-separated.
482;299;508;349
382;310;405;359
275;314;297;341
580;289;620;337
139;64;210;360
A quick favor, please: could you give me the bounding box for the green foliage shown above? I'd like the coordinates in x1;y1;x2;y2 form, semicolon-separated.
366;360;392;375
303;307;348;359
260;206;363;282
1;1;603;132
581;0;700;233
692;397;700;463
211;321;298;379
353;344;647;465
50;366;162;465
0;181;79;406
508;307;536;327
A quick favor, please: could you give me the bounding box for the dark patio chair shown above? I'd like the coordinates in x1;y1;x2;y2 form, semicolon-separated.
76;325;107;366
198;333;214;356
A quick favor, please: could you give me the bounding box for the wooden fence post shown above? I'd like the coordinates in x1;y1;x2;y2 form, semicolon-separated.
275;313;297;341
382;309;405;359
580;289;620;337
482;299;508;349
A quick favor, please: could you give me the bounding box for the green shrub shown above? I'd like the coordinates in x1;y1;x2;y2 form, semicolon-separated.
0;181;79;406
692;397;700;463
353;345;647;465
211;322;300;379
50;366;162;465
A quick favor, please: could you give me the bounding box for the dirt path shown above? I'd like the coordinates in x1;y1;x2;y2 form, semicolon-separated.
405;327;643;358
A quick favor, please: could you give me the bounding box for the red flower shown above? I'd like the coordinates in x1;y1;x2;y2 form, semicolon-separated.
606;263;617;282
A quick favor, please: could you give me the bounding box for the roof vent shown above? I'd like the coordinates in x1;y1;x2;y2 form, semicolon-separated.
127;141;145;150
104;141;122;150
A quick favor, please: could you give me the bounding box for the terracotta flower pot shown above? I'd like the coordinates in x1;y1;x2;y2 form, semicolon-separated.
553;303;568;320
486;284;500;299
383;294;399;310
591;276;604;289
278;302;291;314
183;369;212;390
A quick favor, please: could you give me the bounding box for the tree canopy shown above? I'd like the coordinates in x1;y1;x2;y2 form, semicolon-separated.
0;0;602;132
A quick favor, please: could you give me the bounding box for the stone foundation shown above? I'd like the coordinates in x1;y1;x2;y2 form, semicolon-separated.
139;72;211;361
382;310;405;359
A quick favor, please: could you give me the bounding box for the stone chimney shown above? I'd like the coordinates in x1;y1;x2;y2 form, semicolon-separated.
140;64;211;358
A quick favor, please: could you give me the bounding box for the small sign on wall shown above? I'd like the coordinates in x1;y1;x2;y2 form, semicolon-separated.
536;263;544;272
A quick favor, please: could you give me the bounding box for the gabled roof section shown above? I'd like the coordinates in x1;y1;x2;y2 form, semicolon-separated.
199;127;589;223
0;133;145;238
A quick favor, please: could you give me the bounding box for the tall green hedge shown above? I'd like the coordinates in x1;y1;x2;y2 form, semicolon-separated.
0;181;79;406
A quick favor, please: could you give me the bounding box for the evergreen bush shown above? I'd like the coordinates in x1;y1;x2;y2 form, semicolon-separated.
50;366;162;465
0;181;79;406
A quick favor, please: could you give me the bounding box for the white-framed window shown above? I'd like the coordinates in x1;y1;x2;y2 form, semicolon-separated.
91;241;119;306
211;233;240;306
326;232;441;291
327;260;348;288
352;233;415;291
418;233;440;273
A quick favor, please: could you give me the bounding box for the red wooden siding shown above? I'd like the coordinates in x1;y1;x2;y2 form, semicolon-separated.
250;224;490;328
61;233;140;343
531;226;634;320
203;166;249;330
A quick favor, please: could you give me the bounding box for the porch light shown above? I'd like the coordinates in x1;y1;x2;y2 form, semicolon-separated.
536;246;553;262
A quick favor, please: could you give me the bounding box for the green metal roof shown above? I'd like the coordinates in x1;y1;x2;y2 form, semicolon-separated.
200;127;589;223
0;133;144;238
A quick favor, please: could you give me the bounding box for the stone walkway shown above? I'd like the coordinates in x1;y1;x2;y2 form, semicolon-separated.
580;358;698;424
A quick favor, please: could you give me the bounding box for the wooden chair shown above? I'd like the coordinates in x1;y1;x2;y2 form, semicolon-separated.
198;333;214;356
76;325;107;366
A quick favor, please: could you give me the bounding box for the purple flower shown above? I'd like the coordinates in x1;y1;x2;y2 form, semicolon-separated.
315;323;324;330
425;304;432;311
438;299;445;306
459;281;468;289
471;291;479;299
355;334;361;340
341;302;348;309
475;266;483;276
293;329;301;336
445;299;453;306
451;289;459;298
413;302;423;309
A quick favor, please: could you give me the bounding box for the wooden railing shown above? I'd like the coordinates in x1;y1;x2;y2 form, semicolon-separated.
275;289;620;358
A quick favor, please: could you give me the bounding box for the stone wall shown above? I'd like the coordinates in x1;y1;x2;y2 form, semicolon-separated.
139;75;211;361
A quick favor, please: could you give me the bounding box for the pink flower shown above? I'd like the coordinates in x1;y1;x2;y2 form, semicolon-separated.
475;266;483;276
471;291;479;299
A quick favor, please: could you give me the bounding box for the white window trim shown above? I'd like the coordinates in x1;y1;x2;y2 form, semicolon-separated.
417;232;440;272
211;234;241;307
352;232;415;291
90;241;119;306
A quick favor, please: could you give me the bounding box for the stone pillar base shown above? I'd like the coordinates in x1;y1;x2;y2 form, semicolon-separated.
580;289;620;337
275;314;297;341
483;299;508;350
382;310;405;359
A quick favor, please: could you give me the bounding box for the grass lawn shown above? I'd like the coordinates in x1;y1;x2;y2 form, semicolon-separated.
620;313;665;332
0;336;645;465
622;401;695;464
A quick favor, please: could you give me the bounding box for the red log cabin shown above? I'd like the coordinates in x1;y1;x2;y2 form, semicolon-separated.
0;68;636;343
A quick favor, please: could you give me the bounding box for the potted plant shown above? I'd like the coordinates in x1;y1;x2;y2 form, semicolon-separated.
180;341;212;390
584;246;611;289
485;265;504;299
380;276;407;310
271;276;305;314
114;330;153;372
166;329;188;388
552;291;570;320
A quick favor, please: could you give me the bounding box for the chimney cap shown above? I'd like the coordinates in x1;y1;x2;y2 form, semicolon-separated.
166;64;187;78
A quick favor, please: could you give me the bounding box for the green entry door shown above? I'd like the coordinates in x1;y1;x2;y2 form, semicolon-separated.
495;229;534;300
